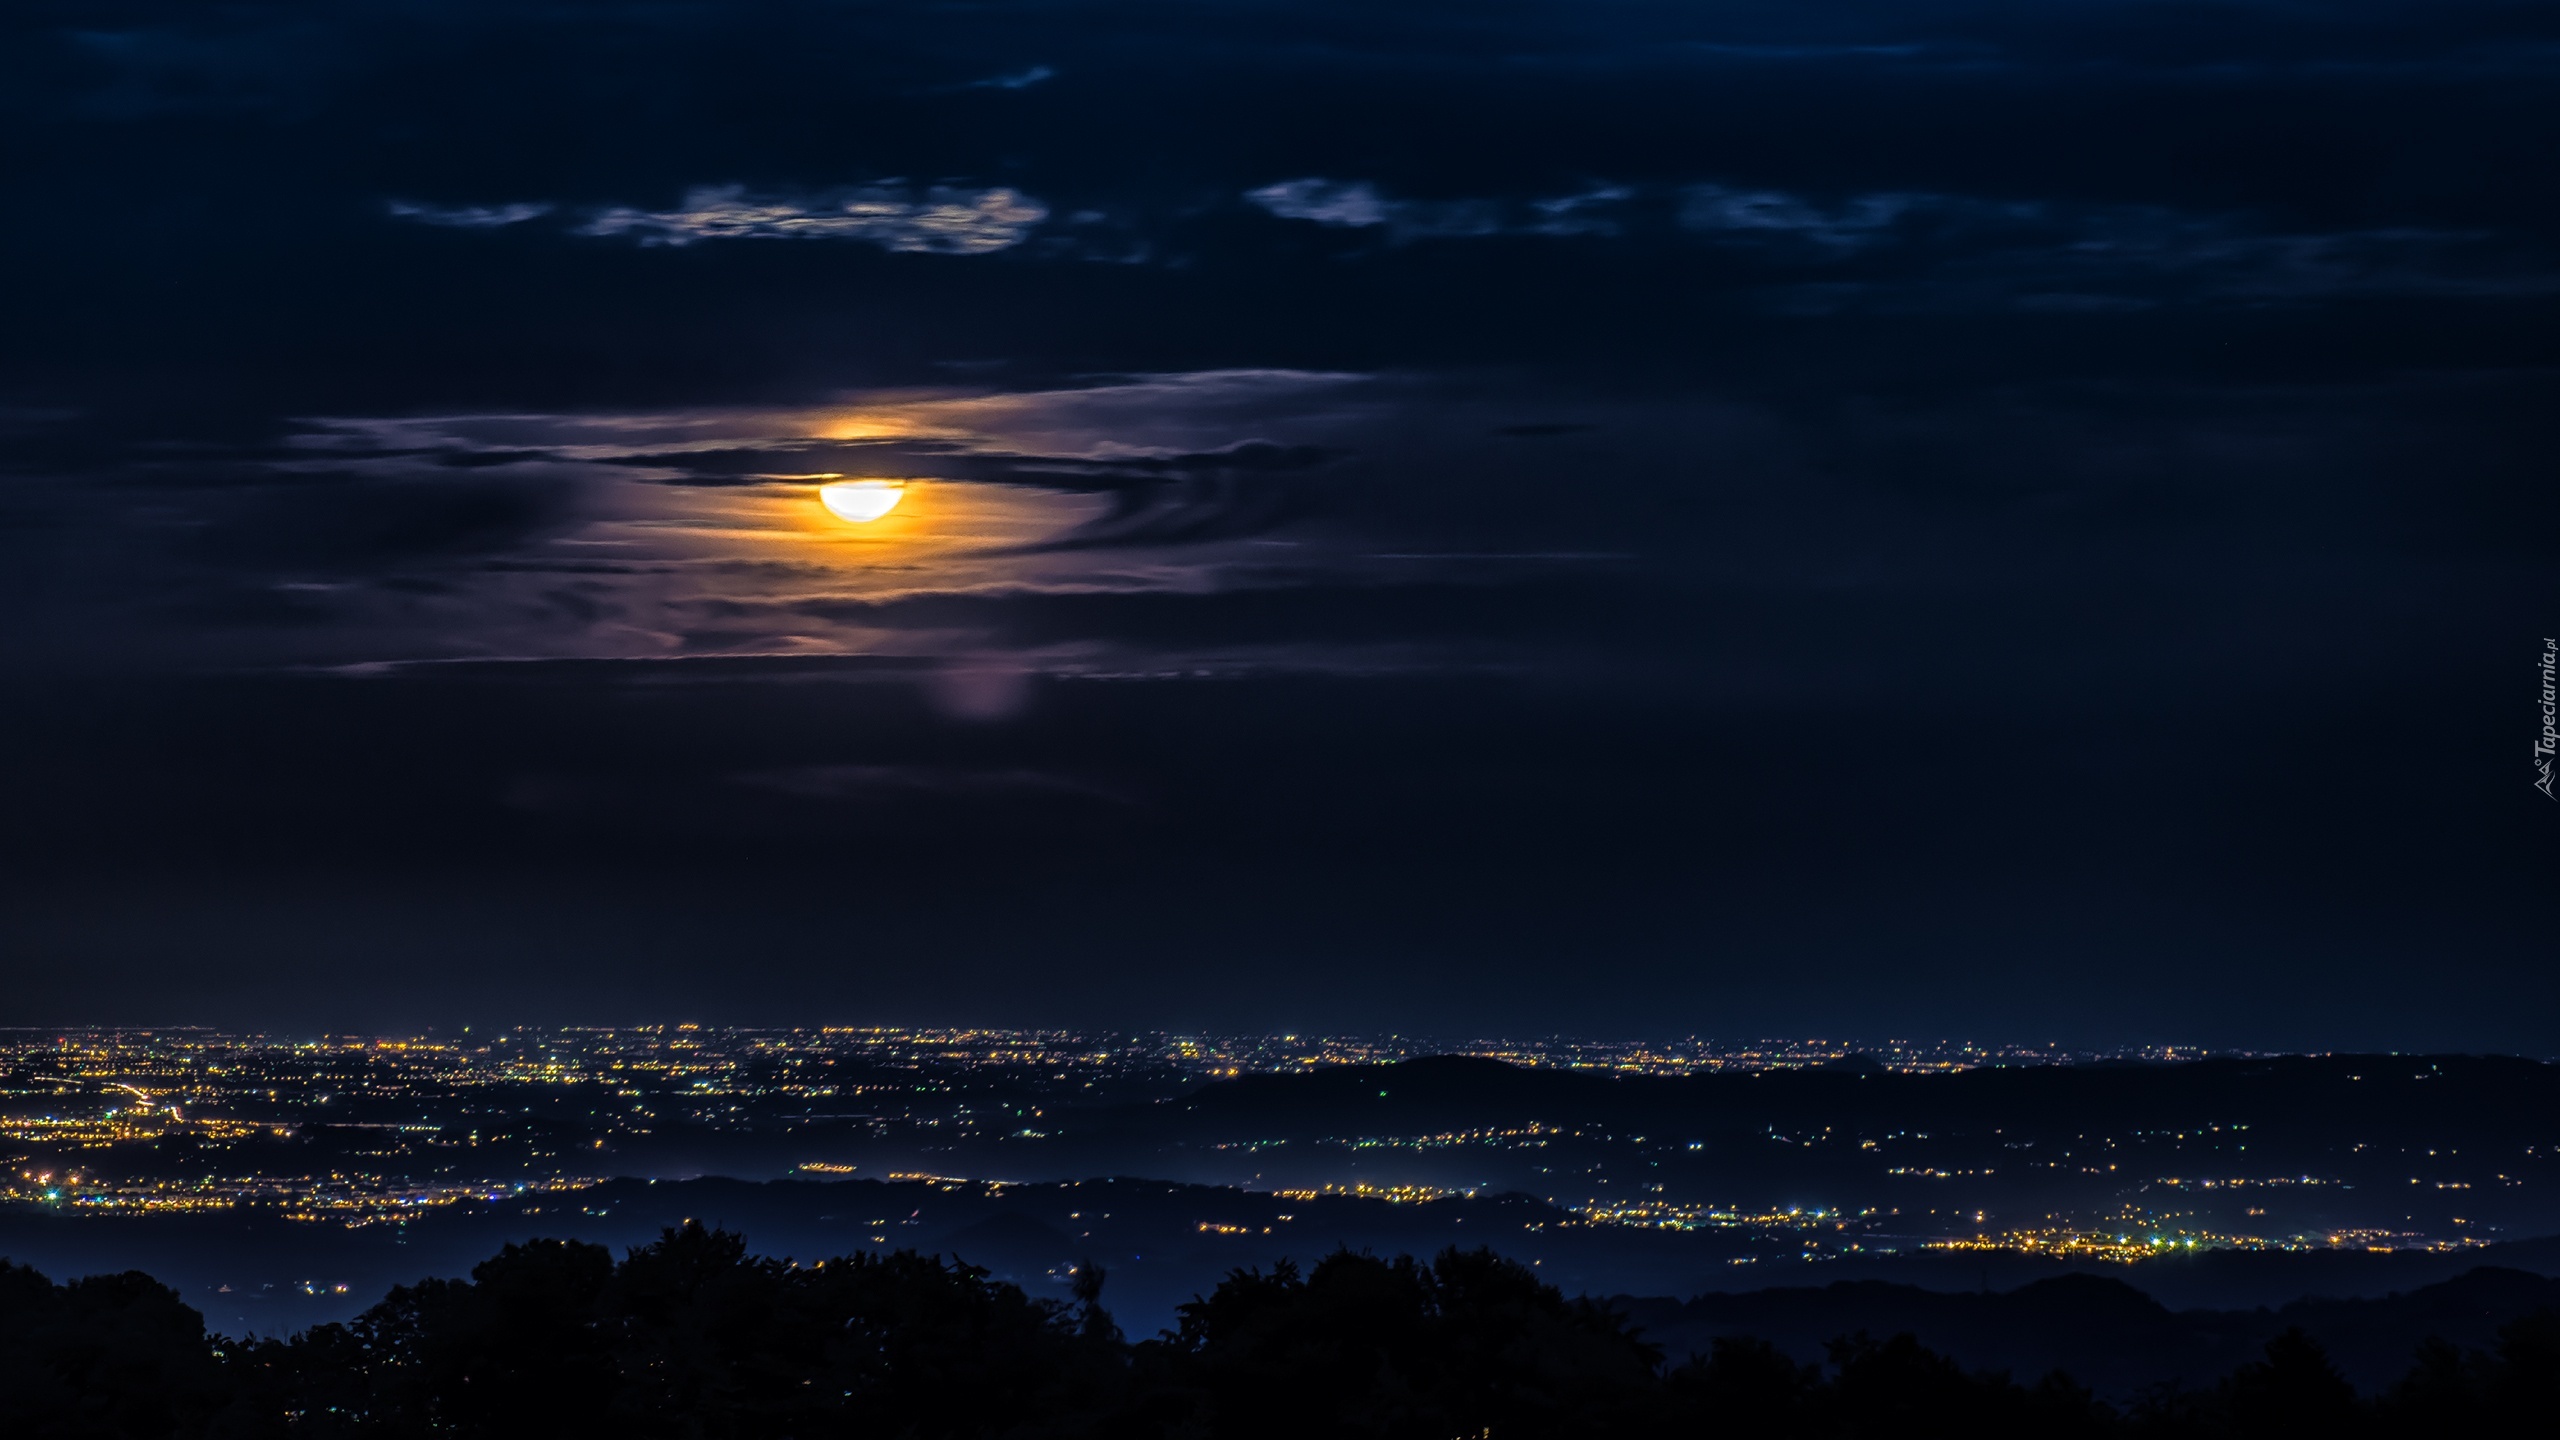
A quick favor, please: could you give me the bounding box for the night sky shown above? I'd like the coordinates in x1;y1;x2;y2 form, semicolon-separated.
1;1;2552;1047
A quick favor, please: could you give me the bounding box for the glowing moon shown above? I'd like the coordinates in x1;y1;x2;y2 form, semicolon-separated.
818;479;907;523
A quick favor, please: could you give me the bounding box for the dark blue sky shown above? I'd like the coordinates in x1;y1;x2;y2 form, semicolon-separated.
1;1;2553;1047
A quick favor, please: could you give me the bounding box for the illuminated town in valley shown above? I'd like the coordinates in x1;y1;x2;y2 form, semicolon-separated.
5;1026;2547;1333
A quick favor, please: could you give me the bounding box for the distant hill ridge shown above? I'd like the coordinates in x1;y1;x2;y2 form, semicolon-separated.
1168;1052;2560;1134
1615;1262;2560;1396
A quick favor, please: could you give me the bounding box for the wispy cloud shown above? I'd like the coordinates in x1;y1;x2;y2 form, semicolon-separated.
1243;179;1503;240
1695;188;2560;309
968;64;1056;90
1528;185;1634;236
1678;185;1919;248
577;184;1048;253
177;368;1390;670
1249;176;1921;245
1247;179;1394;228
1247;178;1623;240
386;199;553;228
1241;174;2554;306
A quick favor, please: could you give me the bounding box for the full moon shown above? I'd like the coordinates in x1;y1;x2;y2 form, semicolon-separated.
818;479;906;523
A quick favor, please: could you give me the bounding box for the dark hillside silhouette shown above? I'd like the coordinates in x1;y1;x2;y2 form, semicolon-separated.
1141;1247;1661;1438
1;1229;2554;1437
1615;1266;2560;1395
0;1260;229;1437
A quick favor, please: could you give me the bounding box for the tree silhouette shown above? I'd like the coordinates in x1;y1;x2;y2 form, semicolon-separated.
2;1235;2554;1438
1150;1246;1659;1439
0;1260;229;1439
1666;1334;1821;1435
2217;1328;2365;1438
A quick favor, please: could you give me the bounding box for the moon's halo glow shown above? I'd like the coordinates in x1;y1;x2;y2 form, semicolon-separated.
817;479;908;523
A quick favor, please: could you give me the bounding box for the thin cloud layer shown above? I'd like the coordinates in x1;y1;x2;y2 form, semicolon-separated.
1679;185;1919;246
0;371;1409;674
575;184;1048;253
1247;179;1396;228
1246;178;1608;240
1239;175;2553;306
385;200;553;228
968;65;1056;90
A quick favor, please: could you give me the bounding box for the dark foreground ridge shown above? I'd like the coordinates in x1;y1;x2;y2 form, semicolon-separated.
5;1227;2555;1438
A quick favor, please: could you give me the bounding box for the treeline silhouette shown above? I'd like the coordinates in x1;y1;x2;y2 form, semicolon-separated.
3;1226;2552;1438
